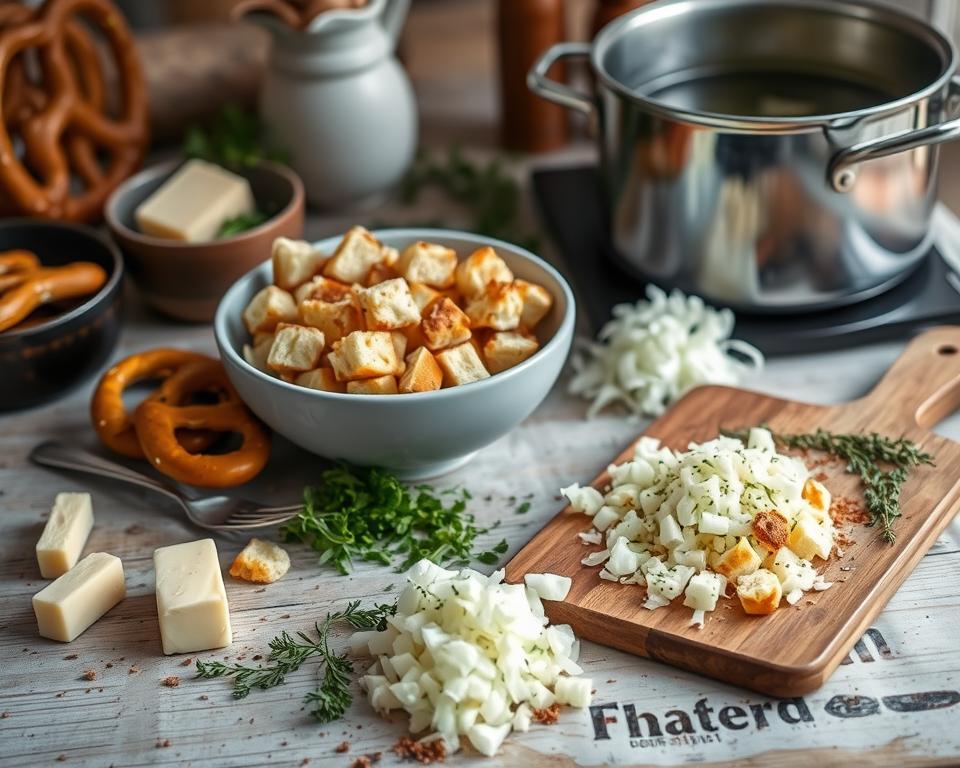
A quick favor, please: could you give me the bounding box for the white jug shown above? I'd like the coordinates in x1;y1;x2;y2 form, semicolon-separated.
249;0;417;209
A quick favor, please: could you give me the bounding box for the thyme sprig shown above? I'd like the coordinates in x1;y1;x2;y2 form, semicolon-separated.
724;426;934;543
195;601;395;722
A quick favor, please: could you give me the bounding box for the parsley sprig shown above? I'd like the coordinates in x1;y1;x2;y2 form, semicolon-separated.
724;426;934;543
280;466;507;574
195;601;394;722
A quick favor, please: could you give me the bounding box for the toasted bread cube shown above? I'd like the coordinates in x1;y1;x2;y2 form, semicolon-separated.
767;547;816;593
294;368;345;393
229;538;290;584
436;343;490;387
272;237;326;291
455;246;514;298
421;297;472;351
736;569;782;615
294;275;353;304
802;478;831;522
243;285;298;334
267;324;326;374
357;278;422;331
381;246;399;267
787;511;833;561
401;322;426;352
516;279;553;329
397;241;457;288
711;537;762;581
482;331;539;374
752;509;789;552
243;333;275;373
323;226;386;284
346;374;398;395
364;262;400;287
327;330;402;381
399;347;443;393
299;296;363;344
390;331;408;366
465;281;523;331
409;282;442;312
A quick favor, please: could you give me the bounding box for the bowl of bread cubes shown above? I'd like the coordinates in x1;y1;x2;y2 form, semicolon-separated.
215;226;575;479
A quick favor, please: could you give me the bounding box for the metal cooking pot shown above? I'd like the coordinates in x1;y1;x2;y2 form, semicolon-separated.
529;0;960;312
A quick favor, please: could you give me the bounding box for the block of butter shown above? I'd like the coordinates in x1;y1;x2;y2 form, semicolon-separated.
33;552;125;642
134;158;255;243
36;492;94;579
155;538;232;655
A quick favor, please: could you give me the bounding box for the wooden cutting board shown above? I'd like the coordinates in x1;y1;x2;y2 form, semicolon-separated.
505;326;960;697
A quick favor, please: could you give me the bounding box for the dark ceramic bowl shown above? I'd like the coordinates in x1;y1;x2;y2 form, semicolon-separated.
0;219;123;412
105;159;305;322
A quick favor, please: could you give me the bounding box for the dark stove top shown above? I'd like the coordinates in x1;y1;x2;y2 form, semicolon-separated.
532;165;960;356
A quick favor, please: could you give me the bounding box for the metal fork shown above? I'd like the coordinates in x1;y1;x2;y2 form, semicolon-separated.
30;441;302;531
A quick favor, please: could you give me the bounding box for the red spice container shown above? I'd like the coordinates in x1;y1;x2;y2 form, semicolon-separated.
497;0;569;153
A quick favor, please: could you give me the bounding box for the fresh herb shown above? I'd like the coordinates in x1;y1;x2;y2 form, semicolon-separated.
280;465;506;574
183;105;287;169
217;211;268;238
724;426;934;543
515;501;531;515
195;601;394;722
398;146;539;251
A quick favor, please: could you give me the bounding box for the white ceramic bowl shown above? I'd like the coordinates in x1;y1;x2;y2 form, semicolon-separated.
214;229;576;479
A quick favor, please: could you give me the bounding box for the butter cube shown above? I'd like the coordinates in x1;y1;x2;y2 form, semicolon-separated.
33;553;125;642
135;159;255;243
155;539;232;655
36;492;94;578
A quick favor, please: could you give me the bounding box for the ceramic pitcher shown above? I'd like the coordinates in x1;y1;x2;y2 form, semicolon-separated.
250;0;417;209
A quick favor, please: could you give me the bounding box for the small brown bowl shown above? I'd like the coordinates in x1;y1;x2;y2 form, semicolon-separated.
105;159;304;322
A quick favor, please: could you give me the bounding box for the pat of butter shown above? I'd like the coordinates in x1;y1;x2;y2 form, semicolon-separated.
135;158;255;243
36;492;94;579
154;538;232;655
33;553;125;642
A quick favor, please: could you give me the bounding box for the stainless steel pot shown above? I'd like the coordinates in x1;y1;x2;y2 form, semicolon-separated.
530;0;960;312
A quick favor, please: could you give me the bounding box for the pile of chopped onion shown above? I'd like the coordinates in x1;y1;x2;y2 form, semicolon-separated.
563;428;834;625
355;560;591;757
568;285;764;418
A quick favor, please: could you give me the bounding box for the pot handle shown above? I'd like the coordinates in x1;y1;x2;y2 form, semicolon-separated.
527;42;594;116
828;76;960;193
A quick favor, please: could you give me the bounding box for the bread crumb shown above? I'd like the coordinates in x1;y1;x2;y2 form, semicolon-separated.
162;676;180;688
81;670;97;681
533;703;561;725
393;736;445;763
180;658;193;667
336;741;350;753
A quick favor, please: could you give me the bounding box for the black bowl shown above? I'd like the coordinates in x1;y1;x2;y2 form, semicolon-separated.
0;219;123;411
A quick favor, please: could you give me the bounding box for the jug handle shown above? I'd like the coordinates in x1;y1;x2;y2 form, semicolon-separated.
828;76;960;193
381;0;410;48
528;43;594;116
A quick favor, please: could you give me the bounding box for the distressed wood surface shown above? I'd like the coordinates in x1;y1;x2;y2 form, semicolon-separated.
506;327;960;698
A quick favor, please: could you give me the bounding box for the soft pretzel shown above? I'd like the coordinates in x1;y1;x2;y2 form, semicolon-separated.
0;249;40;293
133;360;271;488
0;261;106;332
0;0;148;222
91;349;220;458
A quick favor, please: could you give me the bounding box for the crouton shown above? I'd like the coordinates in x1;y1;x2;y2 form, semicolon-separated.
294;368;345;393
381;246;399;267
711;537;762;581
396;241;457;288
399;347;443;393
390;331;407;367
299;296;363;344
787;512;833;561
266;324;326;374
435;342;490;387
242;285;298;334
229;538;290;584
408;282;442;312
271;237;326;290
364;262;400;287
752;509;789;552
421;297;472;351
243;333;275;373
322;226;386;284
515;279;553;329
465;281;523;330
401;322;426;352
802;478;832;521
482;331;539;374
327;330;402;381
346;375;399;395
454;246;514;298
736;569;782;615
357;278;422;331
294;275;353;304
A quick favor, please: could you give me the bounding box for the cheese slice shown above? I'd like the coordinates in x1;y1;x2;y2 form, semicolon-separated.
33;553;125;642
36;492;94;578
134;158;255;243
154;538;232;655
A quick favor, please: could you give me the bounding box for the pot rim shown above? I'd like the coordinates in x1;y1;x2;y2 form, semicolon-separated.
591;0;958;131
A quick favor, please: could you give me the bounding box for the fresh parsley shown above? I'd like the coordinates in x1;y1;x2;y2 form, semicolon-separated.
195;601;394;722
183;105;287;169
217;211;268;238
280;466;507;574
